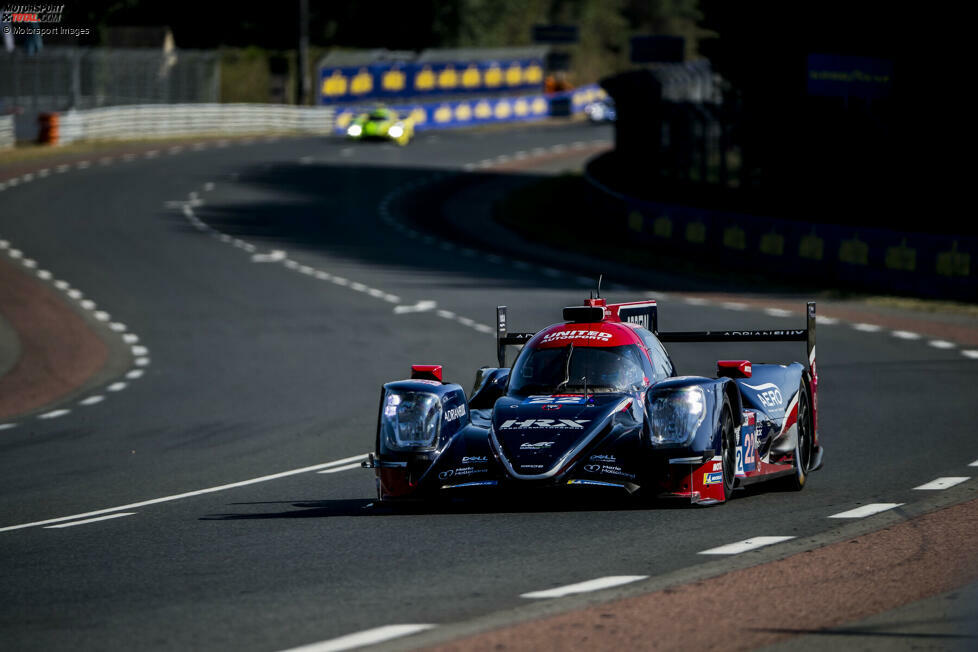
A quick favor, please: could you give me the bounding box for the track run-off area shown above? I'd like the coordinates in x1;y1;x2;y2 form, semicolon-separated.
1;123;977;651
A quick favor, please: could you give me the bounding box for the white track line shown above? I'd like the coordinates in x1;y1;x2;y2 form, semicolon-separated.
928;340;955;349
0;453;371;533
892;330;921;340
521;575;647;599
853;323;882;332
79;395;105;406
698;536;795;555
962;350;978;359
315;462;363;474
44;513;135;529
279;624;436;652
764;308;794;318
913;477;970;490
38;409;70;419
828;503;903;519
970;460;978;467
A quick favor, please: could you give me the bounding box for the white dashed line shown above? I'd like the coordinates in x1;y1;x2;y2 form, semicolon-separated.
722;302;747;311
125;369;145;380
521;576;647;599
816;316;839;325
316;462;363;474
0;453;373;533
109;322;127;332
107;382;127;392
913;477;969;490
80;299;96;310
928;340;955;349
44;513;136;529
970;460;978;467
963;350;978;360
393;300;437;315
0;423;17;430
37;269;52;280
828;503;903;519
892;330;921;340
38;409;71;420
123;333;139;344
684;297;709;306
134;357;150;367
79;395;105;406
853;323;882;332
131;345;149;357
698;536;795;555
764;308;794;318
93;311;111;322
279;624;436;652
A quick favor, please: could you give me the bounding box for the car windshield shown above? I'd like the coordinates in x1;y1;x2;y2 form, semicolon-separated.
368;110;390;120
509;344;647;396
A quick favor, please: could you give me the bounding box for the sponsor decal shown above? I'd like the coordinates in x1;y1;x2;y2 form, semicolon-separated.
443;405;466;422
412;379;442;386
541;330;613;344
703;472;723;485
724;330;806;338
590;454;617;463
543;404;561;410
519;441;554;450
500;418;589;429
520;464;545;469
567;479;624;488
584;463;635;480
744;382;784;408
524;395;585;405
439;466;486;480
450;480;497;488
712;462;722;472
461;456;487;464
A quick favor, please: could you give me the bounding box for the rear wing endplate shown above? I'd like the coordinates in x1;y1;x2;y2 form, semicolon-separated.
656;301;817;374
496;306;535;368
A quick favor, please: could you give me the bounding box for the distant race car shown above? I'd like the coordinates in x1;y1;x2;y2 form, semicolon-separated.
585;97;616;123
364;295;824;505
345;107;414;145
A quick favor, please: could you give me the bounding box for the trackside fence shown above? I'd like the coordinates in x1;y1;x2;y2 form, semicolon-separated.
50;104;335;145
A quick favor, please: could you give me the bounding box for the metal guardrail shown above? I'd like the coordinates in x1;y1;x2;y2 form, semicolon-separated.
56;104;335;144
0;115;14;150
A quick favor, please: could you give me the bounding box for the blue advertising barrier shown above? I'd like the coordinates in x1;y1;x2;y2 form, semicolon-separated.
584;167;976;300
333;85;606;134
320;59;546;104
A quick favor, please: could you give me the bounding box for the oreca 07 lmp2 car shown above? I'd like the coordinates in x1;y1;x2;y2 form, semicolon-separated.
364;296;824;505
345;107;414;146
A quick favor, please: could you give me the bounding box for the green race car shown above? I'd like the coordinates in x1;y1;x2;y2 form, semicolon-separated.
346;107;415;146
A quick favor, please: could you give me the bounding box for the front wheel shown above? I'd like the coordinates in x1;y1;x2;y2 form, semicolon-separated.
785;378;814;491
720;396;736;500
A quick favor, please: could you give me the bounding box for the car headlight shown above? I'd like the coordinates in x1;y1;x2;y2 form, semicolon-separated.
648;387;706;445
347;124;362;137
388;124;404;138
381;390;441;451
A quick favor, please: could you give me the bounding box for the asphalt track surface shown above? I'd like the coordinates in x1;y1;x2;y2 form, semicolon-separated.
1;123;977;651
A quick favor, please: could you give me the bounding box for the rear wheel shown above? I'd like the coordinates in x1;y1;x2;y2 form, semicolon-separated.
785;378;814;491
720;397;736;500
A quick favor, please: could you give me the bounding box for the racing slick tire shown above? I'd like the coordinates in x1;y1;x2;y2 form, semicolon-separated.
784;377;814;491
720;395;736;501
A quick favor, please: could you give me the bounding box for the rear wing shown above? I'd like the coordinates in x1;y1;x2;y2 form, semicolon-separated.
496;306;534;367
496;301;817;377
656;301;817;375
